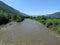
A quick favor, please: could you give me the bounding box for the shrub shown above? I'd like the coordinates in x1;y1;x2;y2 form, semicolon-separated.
40;16;47;20
0;9;25;25
54;22;59;26
40;20;46;25
46;21;53;28
17;17;24;22
0;15;9;25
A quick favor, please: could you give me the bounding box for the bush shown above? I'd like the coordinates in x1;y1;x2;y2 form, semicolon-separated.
0;14;25;25
0;9;25;25
40;16;47;20
40;20;46;25
54;22;59;26
46;21;53;28
16;17;24;22
0;15;9;25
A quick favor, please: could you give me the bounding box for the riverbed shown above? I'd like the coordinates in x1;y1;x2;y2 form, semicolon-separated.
0;19;60;45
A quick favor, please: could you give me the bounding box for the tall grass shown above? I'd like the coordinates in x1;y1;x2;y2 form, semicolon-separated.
29;16;60;33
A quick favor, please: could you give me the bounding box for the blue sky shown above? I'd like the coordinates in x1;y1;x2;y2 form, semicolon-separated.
1;0;60;16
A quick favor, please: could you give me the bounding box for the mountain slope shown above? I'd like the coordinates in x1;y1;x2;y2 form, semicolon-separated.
0;1;28;25
0;1;28;17
47;12;60;18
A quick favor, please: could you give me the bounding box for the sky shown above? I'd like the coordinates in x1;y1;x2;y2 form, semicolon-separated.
0;0;60;16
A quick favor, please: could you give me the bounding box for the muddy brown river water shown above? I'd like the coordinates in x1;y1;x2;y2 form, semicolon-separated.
0;19;60;45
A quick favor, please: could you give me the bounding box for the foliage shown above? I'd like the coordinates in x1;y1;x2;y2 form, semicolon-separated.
0;1;28;25
0;9;25;25
46;21;53;28
29;16;60;33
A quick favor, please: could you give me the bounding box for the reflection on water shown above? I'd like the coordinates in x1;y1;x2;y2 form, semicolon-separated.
0;19;60;45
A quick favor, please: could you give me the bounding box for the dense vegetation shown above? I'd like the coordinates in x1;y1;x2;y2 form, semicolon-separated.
0;9;25;25
0;1;28;25
29;16;60;33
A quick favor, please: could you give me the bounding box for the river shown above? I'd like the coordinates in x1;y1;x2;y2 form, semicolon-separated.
0;19;60;45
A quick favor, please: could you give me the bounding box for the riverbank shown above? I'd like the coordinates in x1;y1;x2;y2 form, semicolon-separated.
29;16;60;33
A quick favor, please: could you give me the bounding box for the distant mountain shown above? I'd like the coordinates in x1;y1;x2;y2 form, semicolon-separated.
0;1;28;17
47;12;60;18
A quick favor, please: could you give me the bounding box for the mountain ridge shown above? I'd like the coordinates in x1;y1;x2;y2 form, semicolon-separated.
47;11;60;18
0;1;28;17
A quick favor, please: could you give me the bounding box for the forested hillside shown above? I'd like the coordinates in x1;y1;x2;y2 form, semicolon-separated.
0;1;28;25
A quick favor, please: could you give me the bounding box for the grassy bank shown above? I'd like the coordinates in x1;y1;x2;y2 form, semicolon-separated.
0;9;25;25
29;16;60;33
